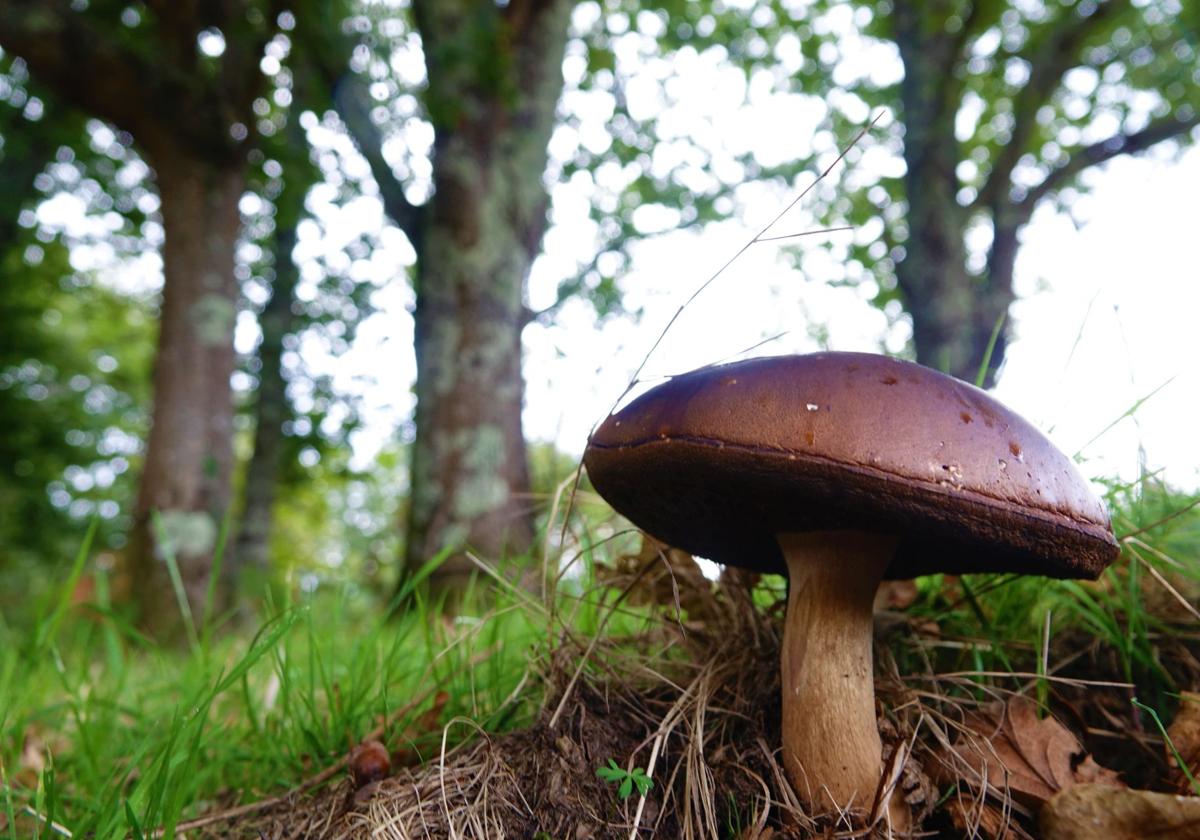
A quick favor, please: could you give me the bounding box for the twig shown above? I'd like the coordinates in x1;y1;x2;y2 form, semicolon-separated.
613;112;882;415
1127;542;1200;623
903;671;1134;689
21;806;73;838
627;730;665;840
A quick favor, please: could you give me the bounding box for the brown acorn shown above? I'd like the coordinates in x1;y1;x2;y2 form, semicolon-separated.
349;739;390;788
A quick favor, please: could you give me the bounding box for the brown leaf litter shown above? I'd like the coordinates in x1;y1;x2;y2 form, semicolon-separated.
190;538;1200;839
941;697;1123;807
211;547;942;838
1168;692;1200;793
1039;784;1200;840
931;696;1123;839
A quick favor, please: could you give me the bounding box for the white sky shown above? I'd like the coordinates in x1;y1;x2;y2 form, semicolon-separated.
32;17;1200;498
313;11;1200;494
331;142;1200;494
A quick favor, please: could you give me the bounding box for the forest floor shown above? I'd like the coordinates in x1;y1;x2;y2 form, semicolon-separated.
3;481;1200;839
224;538;1200;840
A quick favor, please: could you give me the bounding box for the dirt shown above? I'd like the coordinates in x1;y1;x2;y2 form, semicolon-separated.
213;565;1200;839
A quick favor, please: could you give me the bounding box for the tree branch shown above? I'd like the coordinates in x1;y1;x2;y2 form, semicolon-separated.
1018;113;1200;215
974;0;1131;210
142;0;202;73
214;0;284;137
952;0;1006;69
0;1;158;136
330;74;424;248
0;0;271;161
412;0;500;59
294;6;424;250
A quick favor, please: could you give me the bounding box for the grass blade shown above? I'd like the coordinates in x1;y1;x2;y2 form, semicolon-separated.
1132;697;1200;796
33;519;98;654
974;311;1007;388
150;511;201;655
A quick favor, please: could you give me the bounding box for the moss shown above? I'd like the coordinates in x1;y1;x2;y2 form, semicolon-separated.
190;293;236;347
453;425;510;520
438;522;469;554
154;509;217;560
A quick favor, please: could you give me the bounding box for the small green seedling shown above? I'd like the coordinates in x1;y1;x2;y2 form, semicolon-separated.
596;759;653;800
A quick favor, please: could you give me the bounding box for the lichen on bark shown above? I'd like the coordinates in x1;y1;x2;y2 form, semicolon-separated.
154;509;218;560
401;0;571;592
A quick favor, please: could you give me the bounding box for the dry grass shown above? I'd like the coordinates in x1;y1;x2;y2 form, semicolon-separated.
210;493;1200;840
217;550;1057;840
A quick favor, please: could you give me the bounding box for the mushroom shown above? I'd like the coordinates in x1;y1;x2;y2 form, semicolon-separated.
583;352;1119;827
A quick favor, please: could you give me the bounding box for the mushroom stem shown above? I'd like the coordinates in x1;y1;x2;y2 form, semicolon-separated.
777;530;908;829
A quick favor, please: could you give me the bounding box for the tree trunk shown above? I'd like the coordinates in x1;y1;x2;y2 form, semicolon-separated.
234;200;299;593
129;146;243;639
403;0;571;592
892;3;1010;387
404;165;538;587
976;210;1022;382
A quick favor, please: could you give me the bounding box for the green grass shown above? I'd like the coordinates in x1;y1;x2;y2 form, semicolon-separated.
1;579;546;837
0;512;662;840
891;475;1200;713
2;479;1198;837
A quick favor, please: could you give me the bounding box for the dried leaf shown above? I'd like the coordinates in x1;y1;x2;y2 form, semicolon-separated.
876;716;936;825
1039;784;1200;840
1168;692;1200;793
946;697;1122;808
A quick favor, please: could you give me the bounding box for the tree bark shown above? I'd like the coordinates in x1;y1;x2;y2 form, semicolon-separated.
234;200;299;591
130;145;244;639
887;2;1194;387
402;0;571;590
233;97;314;597
892;2;1004;385
405;215;535;586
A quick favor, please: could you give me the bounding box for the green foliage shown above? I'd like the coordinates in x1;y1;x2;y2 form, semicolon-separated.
237;76;380;459
267;444;405;595
596;758;653;800
0;559;549;836
562;0;1200;350
0;267;152;615
0;51;156;621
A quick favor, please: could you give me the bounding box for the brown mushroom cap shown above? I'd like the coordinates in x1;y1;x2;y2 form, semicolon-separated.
584;352;1119;579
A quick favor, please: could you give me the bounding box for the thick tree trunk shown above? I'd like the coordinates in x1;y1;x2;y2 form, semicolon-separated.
402;0;571;591
405;208;534;586
892;3;1013;387
234;207;299;591
130;146;243;639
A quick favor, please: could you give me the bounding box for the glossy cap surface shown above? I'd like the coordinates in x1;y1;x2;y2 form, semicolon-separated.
584;353;1118;579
